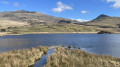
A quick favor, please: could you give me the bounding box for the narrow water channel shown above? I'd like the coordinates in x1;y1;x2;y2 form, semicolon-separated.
33;48;56;67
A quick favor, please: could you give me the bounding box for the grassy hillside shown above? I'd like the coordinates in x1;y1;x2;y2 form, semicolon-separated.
0;10;97;34
9;23;96;34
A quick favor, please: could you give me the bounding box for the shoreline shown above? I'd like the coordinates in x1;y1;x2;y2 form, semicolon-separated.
0;32;98;36
1;31;120;36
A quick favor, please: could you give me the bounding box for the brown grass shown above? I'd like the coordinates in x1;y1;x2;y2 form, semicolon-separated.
0;18;29;28
45;47;120;67
0;46;48;67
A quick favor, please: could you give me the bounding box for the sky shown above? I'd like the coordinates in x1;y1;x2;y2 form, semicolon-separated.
0;0;120;22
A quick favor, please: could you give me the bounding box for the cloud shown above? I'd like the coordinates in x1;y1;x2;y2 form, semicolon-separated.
13;2;19;7
81;11;88;14
0;1;22;7
71;18;89;22
76;19;89;22
107;0;120;8
0;1;9;4
52;2;73;13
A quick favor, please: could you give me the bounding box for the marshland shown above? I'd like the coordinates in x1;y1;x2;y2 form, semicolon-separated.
1;0;120;66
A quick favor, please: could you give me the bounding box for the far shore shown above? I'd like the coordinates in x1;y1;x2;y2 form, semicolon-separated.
1;31;120;36
0;32;98;36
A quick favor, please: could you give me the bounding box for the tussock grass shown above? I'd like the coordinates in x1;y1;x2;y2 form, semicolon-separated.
45;47;120;67
0;46;48;67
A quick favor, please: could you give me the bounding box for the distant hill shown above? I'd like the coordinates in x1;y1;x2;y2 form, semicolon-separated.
87;14;120;26
82;14;120;32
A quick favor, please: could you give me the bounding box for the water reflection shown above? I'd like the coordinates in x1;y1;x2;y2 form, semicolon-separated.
0;38;31;52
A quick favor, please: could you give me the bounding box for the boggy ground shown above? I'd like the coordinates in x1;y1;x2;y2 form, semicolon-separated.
45;47;120;67
0;46;48;67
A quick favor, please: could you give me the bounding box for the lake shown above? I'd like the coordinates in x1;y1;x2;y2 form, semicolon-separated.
0;34;120;58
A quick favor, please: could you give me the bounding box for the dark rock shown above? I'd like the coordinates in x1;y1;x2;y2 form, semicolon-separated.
68;46;71;49
97;31;112;34
0;29;6;32
58;20;71;23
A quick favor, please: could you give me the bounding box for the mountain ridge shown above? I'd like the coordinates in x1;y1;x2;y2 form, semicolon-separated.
0;10;78;25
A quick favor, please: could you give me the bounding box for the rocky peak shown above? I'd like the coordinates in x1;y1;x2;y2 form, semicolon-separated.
97;14;110;19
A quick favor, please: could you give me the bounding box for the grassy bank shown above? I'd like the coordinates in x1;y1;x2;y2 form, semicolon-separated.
1;22;120;36
45;47;120;67
0;46;48;67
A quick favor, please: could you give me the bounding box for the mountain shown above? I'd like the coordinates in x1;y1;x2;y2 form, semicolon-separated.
0;10;77;25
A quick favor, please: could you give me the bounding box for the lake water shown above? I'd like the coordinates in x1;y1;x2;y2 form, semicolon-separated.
34;48;55;67
0;34;120;58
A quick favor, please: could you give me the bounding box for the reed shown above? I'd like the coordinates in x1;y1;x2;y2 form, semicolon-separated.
45;47;120;67
0;46;48;67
